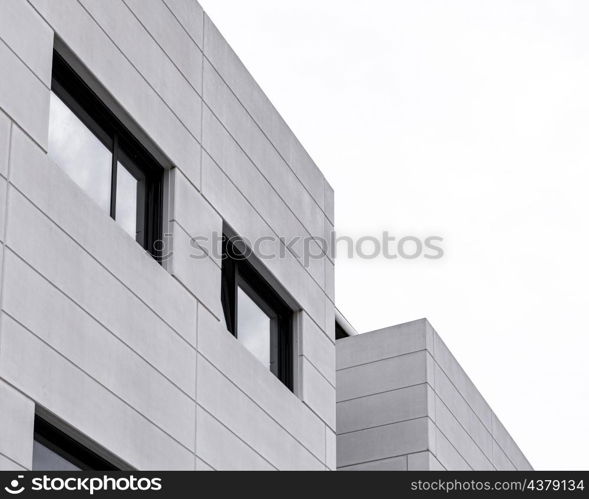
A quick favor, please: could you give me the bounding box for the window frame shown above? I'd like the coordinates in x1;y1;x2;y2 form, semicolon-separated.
50;51;164;261
33;417;119;471
221;235;294;390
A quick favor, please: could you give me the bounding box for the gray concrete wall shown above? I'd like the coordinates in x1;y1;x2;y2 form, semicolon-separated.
0;0;335;470
336;319;532;471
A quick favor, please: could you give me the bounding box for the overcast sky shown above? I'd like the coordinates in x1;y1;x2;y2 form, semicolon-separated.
199;0;589;470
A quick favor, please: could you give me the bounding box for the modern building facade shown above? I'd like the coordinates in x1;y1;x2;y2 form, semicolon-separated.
0;0;528;471
337;320;533;470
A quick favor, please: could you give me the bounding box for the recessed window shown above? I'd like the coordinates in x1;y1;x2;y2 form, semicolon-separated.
221;234;293;389
49;52;163;260
237;286;272;369
32;417;118;471
335;321;349;340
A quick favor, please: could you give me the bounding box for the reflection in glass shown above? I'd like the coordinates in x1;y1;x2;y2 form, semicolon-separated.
116;161;138;239
48;92;112;213
32;440;81;471
237;286;271;369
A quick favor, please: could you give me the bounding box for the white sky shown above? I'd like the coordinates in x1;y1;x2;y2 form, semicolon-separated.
199;0;589;470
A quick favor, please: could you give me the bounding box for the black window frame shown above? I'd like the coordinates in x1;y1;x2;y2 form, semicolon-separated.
221;234;294;390
33;416;119;471
50;51;164;261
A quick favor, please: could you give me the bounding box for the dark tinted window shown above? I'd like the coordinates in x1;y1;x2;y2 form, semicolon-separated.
32;417;118;471
221;234;293;389
49;52;163;260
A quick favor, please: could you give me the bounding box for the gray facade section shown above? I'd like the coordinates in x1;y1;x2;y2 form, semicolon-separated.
0;0;335;470
336;319;532;471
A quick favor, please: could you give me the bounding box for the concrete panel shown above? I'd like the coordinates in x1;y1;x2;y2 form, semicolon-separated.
337;322;530;471
203;61;323;240
10;128;197;344
337;319;428;371
434;394;493;470
433;362;493;461
324;180;334;224
0;246;4;304
80;0;202;138
337;417;430;468
0;39;49;149
325;258;335;302
201;148;270;247
287;140;326;213
0;111;9;178
0;454;26;471
0;177;6;241
196;407;274;471
408;451;446;471
429;452;446;470
492;414;532;470
426;384;436;421
337;384;429;435
323;217;335;264
167;221;222;319
163;0;204;49
0;315;195;470
202;16;284;154
432;330;493;432
6;189;196;395
197;306;325;461
30;0;201;186
202;107;326;285
337;351;428;403
427;418;438;455
0;0;53;84
197;355;324;470
325;428;336;471
324;297;336;341
203;15;325;209
195;457;214;471
3;251;196;449
492;438;516;470
123;0;203;94
407;451;429;471
339;455;407;471
202;151;326;330
426;353;436;396
0;378;35;468
301;358;335;431
300;312;335;386
432;425;471;470
170;168;222;266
